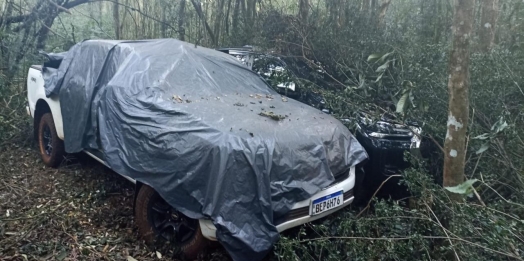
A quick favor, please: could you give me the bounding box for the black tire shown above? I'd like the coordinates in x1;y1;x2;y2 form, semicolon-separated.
135;185;209;259
38;113;65;168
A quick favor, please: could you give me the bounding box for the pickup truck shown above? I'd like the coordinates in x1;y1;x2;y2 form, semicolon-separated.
26;40;365;260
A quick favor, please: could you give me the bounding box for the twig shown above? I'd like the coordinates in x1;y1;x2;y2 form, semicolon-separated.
46;0;72;14
0;197;75;222
356;174;401;217
472;188;486;207
280;235;523;260
89;0;181;34
39;21;68;40
428;133;445;154
480;181;524;209
425;202;461;261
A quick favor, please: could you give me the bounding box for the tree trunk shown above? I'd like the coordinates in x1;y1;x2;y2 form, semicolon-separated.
178;0;186;40
190;0;216;45
361;0;369;12
377;0;391;28
299;0;309;23
443;0;476;201
224;0;232;38
113;0;120;39
36;15;55;50
161;2;166;38
213;0;225;46
479;0;499;52
370;0;377;11
232;0;240;35
244;0;256;42
509;1;521;48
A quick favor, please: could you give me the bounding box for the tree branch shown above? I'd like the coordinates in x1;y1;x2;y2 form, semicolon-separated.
90;0;181;34
3;0;91;25
189;0;217;45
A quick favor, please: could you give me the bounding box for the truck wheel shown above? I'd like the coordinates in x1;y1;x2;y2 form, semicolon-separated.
135;185;208;259
38;113;65;168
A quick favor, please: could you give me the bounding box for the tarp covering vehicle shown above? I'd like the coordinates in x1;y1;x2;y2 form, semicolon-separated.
43;39;367;260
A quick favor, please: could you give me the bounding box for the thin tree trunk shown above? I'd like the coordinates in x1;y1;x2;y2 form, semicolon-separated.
190;0;216;45
244;0;255;41
232;0;240;35
178;0;186;40
479;0;499;52
299;0;309;23
443;0;476;201
370;0;377;11
113;0;120;39
361;0;369;12
377;0;391;28
509;1;521;48
36;19;53;50
224;0;232;39
213;0;225;46
161;2;166;38
434;0;443;43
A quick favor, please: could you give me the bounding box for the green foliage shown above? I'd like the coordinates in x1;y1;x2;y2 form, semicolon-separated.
1;0;524;260
274;164;524;261
444;179;478;195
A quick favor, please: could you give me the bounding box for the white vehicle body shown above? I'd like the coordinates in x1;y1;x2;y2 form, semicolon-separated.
27;66;355;241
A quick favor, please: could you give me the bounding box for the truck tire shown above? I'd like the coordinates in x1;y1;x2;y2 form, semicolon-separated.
38;113;65;168
135;184;209;259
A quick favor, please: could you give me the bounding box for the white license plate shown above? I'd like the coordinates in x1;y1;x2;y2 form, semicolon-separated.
310;191;343;216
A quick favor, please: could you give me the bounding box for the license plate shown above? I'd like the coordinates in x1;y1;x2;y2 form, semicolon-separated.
310;191;343;216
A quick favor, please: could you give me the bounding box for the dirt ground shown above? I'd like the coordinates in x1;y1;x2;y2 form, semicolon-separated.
0;136;233;261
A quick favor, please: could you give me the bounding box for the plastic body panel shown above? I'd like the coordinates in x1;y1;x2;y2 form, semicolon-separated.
27;67;64;139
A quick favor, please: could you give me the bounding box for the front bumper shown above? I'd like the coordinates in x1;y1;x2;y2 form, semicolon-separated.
199;166;355;241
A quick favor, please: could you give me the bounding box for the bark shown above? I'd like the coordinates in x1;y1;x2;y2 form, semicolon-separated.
213;0;226;46
509;1;521;48
299;0;309;23
0;0;14;29
2;0;91;84
434;0;442;43
232;0;240;34
224;0;232;37
479;0;499;52
245;0;256;40
4;0;91;26
377;0;391;28
178;0;186;40
36;15;55;50
443;0;476;201
370;0;377;11
113;0;120;39
190;0;216;45
230;0;242;44
161;2;166;38
361;0;369;11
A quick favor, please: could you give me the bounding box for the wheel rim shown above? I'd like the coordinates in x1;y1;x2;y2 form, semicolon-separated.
42;125;53;155
147;193;197;244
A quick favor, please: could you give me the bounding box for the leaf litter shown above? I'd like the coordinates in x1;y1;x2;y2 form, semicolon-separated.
0;137;233;260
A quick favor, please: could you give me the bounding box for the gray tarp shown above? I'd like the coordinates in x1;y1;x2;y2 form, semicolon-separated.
43;39;367;261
